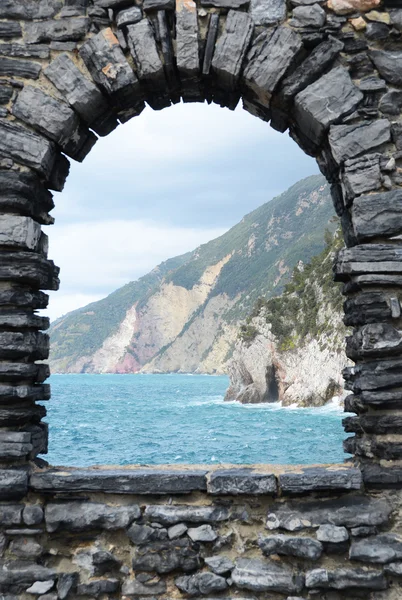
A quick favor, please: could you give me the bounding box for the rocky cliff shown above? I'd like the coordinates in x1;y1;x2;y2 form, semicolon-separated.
49;175;335;374
225;229;351;406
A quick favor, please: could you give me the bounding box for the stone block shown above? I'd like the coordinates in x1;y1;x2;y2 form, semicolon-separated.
290;3;326;27
0;331;49;361
329;119;391;164
9;536;43;559
176;0;199;94
0;44;50;59
202;13;219;76
0;84;13;105
0;469;28;500
266;495;391;531
208;468;277;495
30;467;207;494
0;57;41;79
0;362;49;384
259;534;323;560
24;17;89;44
144;504;229;525
294;66;363;145
278;465;362;494
127;522;167;544
0;170;54;223
306;567;387;590
80;28;143;111
0;0;62;19
231;558;304;594
201;0;249;6
23;505;44;526
250;0;286;25
127;19;165;92
0;251;59;290
205;555;234;574
346;323;402;360
187;524;217;542
0;215;41;252
281;36;343;101
45;501;140;532
0;504;23;526
370;50;402;86
175;572;228;595
0;405;46;427
327;0;380;14
350;533;402;563
212;10;253;90
132;538;201;573
335;244;402;280
76;579;119;596
343;155;381;199
243;26;302;107
116;6;142;27
0;562;56;587
352;189;402;241
44;53;117;136
57;573;79;600
0;120;55;178
0;22;22;39
122;577;166;595
317;524;349;543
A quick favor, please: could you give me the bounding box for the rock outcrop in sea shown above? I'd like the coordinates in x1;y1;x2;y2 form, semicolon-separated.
226;229;351;407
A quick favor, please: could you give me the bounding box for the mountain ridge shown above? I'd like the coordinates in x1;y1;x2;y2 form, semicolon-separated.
49;174;335;374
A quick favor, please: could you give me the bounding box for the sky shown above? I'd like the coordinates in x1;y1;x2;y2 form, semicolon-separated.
45;101;319;322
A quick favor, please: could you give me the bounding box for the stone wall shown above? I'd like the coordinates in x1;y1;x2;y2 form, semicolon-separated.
2;0;402;598
0;464;401;599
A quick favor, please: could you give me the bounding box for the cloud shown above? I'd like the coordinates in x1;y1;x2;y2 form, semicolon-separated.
45;219;227;321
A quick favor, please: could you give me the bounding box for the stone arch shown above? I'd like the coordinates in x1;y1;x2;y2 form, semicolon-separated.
0;0;401;487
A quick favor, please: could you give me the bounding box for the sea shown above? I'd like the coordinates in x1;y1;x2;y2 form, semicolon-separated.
43;373;352;467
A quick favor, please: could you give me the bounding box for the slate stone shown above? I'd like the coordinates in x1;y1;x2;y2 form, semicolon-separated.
23;505;43;526
0;405;46;427
385;562;402;576
250;0;286;25
175;572;228;595
187;524;217;542
306;567;387;590
350;533;402;563
0;0;62;19
144;0;174;9
278;465;362;494
343;155;381;199
0;120;56;178
80;28;143;111
26;580;54;594
201;0;249;6
44;54;117;137
127;522;168;544
77;579;119;596
212;10;253;90
0;170;54;222
346;323;402;361
57;573;79;600
0;57;41;79
348;414;402;434
259;534;323;560
243;26;302;107
0;469;28;499
116;6;142;27
351;526;378;537
24;18;89;44
352;189;402;242
335;244;402;281
31;467;207;494
122;578;167;595
202;13;219;76
0;23;22;39
317;524;349;543
208;468;277;495
132;538;201;573
359;76;386;92
369;50;402;86
281;36;343;101
0;329;50;361
290;3;326;27
144;504;229;525
168;523;188;539
127;19;165;93
366;21;390;39
232;558;304;594
294;67;363;145
45;502;140;532
266;495;391;531
176;0;199;97
329;119;390;164
379;90;402;115
343;291;392;326
205;555;234;575
0;84;12;105
0;44;50;59
0;215;41;252
0;504;23;526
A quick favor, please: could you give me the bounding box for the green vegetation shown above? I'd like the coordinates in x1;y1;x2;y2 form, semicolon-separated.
246;226;346;351
50;174;337;370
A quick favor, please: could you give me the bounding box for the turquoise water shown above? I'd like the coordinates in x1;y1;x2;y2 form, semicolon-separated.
43;374;351;466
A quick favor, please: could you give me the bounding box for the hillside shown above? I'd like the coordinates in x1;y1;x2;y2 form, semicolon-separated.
226;228;350;407
49;174;335;374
